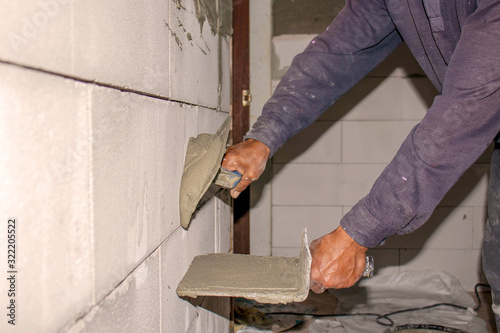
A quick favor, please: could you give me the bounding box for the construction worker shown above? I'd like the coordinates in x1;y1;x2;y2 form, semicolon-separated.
222;0;500;330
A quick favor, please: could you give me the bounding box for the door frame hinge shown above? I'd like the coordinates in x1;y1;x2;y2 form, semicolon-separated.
242;89;252;107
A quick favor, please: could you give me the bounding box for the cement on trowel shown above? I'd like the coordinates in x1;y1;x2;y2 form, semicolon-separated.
179;116;231;229
177;231;312;304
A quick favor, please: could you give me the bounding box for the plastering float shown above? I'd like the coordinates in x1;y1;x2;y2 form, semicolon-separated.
177;116;374;304
177;230;312;304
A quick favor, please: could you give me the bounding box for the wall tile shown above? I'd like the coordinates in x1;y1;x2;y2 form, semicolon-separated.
67;252;160;333
320;78;403;121
440;164;489;207
271;34;314;79
272;206;342;248
366;249;400;276
342;120;418;164
367;43;426;78
383;206;474;250
272;163;386;206
274;121;341;164
272;247;300;257
0;64;93;332
399;249;482;291
473;206;487;250
401;77;437;120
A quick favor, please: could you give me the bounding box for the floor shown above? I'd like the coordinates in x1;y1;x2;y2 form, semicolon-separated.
235;290;497;332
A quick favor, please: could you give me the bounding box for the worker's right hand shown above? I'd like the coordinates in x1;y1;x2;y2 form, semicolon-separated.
309;226;368;293
222;139;271;199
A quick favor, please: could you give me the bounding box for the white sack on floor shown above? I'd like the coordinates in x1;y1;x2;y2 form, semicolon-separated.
325;270;487;333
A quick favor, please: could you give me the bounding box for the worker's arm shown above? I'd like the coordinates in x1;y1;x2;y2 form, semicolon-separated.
223;0;401;198
309;1;500;290
340;0;500;249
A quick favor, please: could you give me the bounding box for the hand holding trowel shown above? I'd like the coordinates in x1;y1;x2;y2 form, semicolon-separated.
177;116;373;304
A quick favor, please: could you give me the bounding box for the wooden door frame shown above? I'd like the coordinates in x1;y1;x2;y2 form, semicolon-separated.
232;0;250;254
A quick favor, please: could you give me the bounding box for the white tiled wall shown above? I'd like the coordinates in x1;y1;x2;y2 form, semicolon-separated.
270;35;490;291
0;1;231;332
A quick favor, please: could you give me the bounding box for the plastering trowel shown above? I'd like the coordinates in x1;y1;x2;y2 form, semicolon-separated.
177;230;313;304
177;117;374;304
177;230;375;304
179;116;241;229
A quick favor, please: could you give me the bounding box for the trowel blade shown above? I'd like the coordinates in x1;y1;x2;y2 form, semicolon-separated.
176;230;312;304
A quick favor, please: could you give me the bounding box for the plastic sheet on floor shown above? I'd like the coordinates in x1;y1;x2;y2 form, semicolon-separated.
323;270;487;333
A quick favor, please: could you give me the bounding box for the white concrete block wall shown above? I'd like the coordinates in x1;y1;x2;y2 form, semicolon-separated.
0;1;232;332
269;35;490;291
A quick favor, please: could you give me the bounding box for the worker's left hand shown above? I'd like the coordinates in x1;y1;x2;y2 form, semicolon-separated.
309;226;368;293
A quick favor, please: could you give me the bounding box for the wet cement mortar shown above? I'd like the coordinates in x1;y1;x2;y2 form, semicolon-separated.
177;232;311;304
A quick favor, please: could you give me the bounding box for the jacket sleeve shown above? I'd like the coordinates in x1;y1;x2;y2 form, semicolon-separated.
245;0;402;156
341;0;500;247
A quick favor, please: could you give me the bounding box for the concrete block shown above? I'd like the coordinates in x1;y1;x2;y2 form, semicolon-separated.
399;249;482;291
216;197;232;254
401;77;437;120
366;249;400;276
384;206;474;250
250;0;273;127
73;0;170;96
91;87;162;301
189;296;231;333
197;107;231;134
272;247;301;257
342;120;418;164
250;163;273;256
0;64;93;332
342;206;353;217
367;43;426;78
159;103;191;237
274;121;341;164
440;164;489;207
67;251;161;333
168;0;231;110
272;206;342;247
0;0;73;74
320;78;404;121
272;34;314;79
272;163;386;206
473;206;487;250
161;200;230;332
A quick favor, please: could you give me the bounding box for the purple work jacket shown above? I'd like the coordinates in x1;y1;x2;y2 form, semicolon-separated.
246;0;500;247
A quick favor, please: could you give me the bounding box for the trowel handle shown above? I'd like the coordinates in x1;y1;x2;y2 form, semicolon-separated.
362;256;374;278
214;168;242;189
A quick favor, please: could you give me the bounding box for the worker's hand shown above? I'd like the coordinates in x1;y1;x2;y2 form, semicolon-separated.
222;139;271;199
309;226;368;293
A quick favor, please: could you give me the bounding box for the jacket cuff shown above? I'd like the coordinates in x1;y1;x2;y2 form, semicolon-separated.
340;198;394;248
244;120;287;157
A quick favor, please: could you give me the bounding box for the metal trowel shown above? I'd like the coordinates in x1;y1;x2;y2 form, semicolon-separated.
177;230;375;304
179;116;238;229
177;117;375;304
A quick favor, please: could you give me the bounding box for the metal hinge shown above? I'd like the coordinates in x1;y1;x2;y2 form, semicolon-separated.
242;89;252;107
